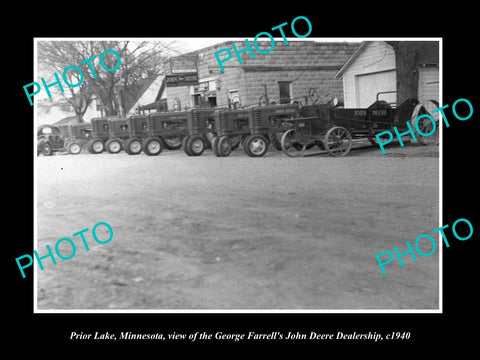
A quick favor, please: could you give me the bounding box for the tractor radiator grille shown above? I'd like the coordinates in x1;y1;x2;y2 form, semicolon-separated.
218;113;228;131
251;109;263;130
192;111;201;129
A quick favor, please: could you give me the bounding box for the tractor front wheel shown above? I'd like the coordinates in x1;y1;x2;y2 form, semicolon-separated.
105;138;122;154
142;137;163;156
87;138;104;154
68;141;82;155
186;135;205;156
125;137;143;155
244;134;269;157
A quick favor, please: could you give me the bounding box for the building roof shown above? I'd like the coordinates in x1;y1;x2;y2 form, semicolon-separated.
52;116;81;126
334;40;440;79
334;41;370;79
123;76;159;114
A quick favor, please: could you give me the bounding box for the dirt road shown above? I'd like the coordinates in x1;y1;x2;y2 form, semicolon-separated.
35;142;439;310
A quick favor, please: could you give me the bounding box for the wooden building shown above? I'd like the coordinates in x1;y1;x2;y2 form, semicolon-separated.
335;40;440;108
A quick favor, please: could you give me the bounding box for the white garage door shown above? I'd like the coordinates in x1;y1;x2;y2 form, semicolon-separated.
355;70;397;107
418;66;439;103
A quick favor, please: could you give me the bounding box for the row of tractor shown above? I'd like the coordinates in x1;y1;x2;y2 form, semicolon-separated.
37;95;428;158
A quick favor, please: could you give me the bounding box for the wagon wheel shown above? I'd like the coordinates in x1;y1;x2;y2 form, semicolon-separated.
410;100;439;146
324;126;352;157
281;129;306;157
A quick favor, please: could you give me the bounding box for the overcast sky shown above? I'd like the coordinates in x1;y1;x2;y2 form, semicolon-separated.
172;38;235;53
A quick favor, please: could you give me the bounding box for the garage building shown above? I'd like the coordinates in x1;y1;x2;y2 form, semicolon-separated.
335;40;440;108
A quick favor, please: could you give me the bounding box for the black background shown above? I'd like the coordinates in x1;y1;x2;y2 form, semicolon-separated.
6;4;478;353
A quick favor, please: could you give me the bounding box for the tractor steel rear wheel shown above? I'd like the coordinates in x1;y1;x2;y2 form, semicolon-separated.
217;136;233;157
281;129;306;157
87;138;104;154
410;100;440;145
244;134;268;157
125;137;143;155
324;126;352;157
143;137;163;156
186;135;205;156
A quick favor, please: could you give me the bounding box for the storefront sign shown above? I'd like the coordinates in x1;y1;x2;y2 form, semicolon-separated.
165;73;199;87
170;56;198;74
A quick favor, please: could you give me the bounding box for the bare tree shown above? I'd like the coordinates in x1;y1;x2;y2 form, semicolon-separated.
37;40;179;120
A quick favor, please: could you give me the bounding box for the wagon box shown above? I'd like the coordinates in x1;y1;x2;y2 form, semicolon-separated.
279;96;430;157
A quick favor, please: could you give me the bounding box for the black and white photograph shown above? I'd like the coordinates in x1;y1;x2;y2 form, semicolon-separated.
33;37;441;311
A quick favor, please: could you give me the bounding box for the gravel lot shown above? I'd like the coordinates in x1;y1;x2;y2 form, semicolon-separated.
35;141;439;310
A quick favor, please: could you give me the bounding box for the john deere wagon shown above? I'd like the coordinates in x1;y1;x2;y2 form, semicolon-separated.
279;96;419;157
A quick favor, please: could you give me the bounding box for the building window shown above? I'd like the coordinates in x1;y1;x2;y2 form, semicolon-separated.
192;80;217;108
278;82;292;104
